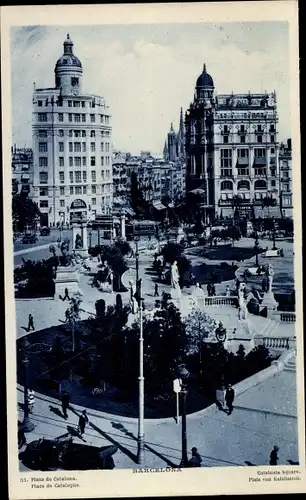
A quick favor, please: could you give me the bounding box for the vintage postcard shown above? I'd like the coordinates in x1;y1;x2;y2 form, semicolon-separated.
1;1;305;498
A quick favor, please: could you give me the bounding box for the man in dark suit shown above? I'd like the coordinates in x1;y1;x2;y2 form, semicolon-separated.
225;384;235;415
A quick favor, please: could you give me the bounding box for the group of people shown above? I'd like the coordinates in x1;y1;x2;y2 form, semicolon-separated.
216;384;235;415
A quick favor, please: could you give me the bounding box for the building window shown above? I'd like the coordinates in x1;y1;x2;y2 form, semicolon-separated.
101;142;104;152
90;130;95;137
91;198;96;206
68;114;73;122
69;142;73;153
39;172;48;184
101;130;105;137
74;142;81;153
83;171;87;182
91;170;96;182
240;135;246;143
81;114;86;122
40;200;49;208
83;186;87;194
73;101;80;108
39;142;48;153
237;180;250;190
74;157;81;167
82;142;86;152
271;180;276;187
82;130;86;137
223;136;229;144
81;101;85;108
37;100;43;107
69;157;73;167
101;157;104;166
220;149;232;177
270;124;275;132
90;142;96;152
74;130;81;138
59;129;64;137
69;130;73;137
254;179;267;190
237;168;249;176
60;187;65;195
254;148;266;157
59;157;64;167
38;113;47;122
68;101;72;107
59;172;64;183
69;171;73;183
74;114;81;123
105;143;110;152
91;157;96;166
270;135;275;142
237;149;249;158
71;77;79;86
39;188;48;196
90;114;95;123
75;171;82;183
75;186;82;195
257;135;263;143
70;187;74;195
39;157;48;167
271;147;275;154
270;168;276;177
82;157;86;167
58;142;64;152
254;168;267;176
58;113;64;122
60;199;65;207
92;185;96;194
38;130;47;138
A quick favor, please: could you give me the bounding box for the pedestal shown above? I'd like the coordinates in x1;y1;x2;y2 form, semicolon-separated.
261;291;279;317
226;319;255;354
54;265;80;297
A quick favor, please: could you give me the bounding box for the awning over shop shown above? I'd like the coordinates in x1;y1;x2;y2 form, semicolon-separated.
236;158;249;167
253;157;266;166
152;201;166;210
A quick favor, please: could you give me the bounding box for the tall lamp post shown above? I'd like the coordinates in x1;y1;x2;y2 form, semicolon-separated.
136;279;145;464
88;230;92;249
21;338;35;432
254;228;260;267
178;364;189;468
134;235;140;281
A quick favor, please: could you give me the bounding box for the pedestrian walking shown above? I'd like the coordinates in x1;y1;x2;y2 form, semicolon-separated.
269;445;279;465
211;283;216;296
27;388;35;414
27;313;35;332
62;287;70;301
61;391;70;420
188;447;202;467
225;285;230;297
207;283;212;297
78;410;89;439
154;283;159;297
225;384;235;415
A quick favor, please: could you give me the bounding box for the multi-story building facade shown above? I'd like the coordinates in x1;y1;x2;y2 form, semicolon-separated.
185;64;280;221
32;34;112;226
11;146;33;196
279;138;293;218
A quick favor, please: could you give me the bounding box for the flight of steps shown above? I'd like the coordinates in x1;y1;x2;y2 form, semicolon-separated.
284;355;296;372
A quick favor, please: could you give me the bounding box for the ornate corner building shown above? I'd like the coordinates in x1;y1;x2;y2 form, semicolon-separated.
185;64;286;222
32;34;113;227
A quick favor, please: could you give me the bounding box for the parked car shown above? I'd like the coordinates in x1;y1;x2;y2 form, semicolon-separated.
20;437;118;471
40;226;51;236
22;233;38;244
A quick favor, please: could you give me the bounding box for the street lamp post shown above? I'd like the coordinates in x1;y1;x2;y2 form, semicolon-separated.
137;281;145;464
22;349;35;432
254;228;259;267
134;236;140;281
178;364;189;468
89;230;92;249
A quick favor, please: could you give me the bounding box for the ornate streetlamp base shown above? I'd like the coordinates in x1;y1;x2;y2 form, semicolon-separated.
22;417;35;433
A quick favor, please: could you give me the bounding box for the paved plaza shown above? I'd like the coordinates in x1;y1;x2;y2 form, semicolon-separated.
14;235;299;470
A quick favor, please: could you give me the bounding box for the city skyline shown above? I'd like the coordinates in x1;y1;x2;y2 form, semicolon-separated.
11;22;290;155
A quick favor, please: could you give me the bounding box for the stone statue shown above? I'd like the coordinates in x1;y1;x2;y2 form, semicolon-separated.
129;280;138;314
266;263;274;292
238;282;248;320
170;261;180;290
75;233;83;249
60;238;73;267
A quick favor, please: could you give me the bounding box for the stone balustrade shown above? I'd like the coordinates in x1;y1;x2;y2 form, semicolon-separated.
204;296;237;306
263;336;290;350
280;312;296;323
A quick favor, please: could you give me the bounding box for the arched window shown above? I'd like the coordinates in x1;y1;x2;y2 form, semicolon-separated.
220;180;233;191
254;180;267;190
237;180;250;190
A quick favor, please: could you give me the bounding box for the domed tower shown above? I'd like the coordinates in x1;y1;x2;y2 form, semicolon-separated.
54;34;83;95
195;63;214;101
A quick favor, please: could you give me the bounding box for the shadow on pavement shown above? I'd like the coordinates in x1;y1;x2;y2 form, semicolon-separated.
245;461;256;466
287;459;299;465
49;405;65;419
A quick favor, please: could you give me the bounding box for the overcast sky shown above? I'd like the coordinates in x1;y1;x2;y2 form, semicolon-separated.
11;22;290;155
